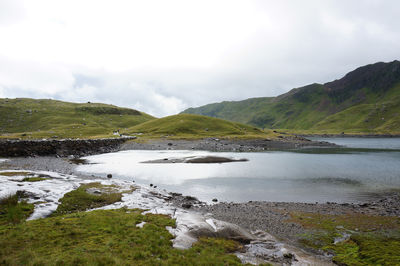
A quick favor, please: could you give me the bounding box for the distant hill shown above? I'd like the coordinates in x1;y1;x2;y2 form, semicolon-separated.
183;61;400;134
124;113;278;139
0;98;154;139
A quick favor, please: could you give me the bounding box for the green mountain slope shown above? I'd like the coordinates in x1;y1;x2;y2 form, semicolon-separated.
0;98;154;139
123;113;279;139
183;61;400;134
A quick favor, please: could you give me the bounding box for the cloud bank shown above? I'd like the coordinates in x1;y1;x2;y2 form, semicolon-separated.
1;0;399;117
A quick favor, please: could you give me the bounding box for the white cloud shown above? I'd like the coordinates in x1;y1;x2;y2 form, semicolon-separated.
0;56;75;94
0;0;400;116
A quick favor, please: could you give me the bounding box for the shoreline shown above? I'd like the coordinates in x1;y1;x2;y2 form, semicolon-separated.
0;136;335;157
120;137;336;152
1;155;399;264
1;133;399;157
297;133;400;138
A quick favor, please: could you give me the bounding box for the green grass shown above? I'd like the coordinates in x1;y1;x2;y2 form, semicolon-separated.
312;97;400;134
52;182;131;216
124;113;280;140
0;208;244;265
288;211;400;265
0;194;34;226
0;98;154;139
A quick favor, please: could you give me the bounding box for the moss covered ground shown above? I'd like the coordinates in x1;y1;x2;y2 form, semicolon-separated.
0;186;245;265
52;182;133;216
289;211;400;265
0;194;34;226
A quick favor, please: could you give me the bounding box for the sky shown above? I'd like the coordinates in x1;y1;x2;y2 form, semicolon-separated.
0;0;399;117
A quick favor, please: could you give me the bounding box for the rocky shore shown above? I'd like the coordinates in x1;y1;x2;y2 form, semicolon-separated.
121;136;336;152
0;136;336;157
195;195;400;248
0;137;135;157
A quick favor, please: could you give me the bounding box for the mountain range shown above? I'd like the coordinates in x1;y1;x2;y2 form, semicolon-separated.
183;61;400;134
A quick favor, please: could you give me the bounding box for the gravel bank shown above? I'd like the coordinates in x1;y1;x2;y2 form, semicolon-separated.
196;195;400;247
121;137;336;152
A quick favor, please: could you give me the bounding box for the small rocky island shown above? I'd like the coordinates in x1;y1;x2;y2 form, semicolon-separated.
141;155;248;164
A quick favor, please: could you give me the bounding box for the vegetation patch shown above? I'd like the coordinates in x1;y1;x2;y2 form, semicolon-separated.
0;208;243;265
0;193;34;226
52;182;129;216
288;211;400;265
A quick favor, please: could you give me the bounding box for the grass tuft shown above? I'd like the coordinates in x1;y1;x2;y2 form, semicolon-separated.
0;193;34;225
52;182;126;216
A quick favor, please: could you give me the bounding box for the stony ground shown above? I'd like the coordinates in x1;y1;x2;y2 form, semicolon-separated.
121;137;336;152
196;195;400;246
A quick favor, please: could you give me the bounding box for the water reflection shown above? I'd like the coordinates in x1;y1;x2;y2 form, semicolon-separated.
78;144;400;203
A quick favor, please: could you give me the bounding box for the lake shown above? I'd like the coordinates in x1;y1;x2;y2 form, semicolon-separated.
78;138;400;203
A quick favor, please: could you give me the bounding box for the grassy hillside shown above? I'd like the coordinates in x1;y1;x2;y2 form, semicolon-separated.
0;98;154;139
183;61;400;134
123;114;279;139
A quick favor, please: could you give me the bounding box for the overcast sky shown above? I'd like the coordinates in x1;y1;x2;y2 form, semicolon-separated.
0;0;399;117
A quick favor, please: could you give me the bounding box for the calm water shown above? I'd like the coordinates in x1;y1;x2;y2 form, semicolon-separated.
78;138;400;203
308;137;400;149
